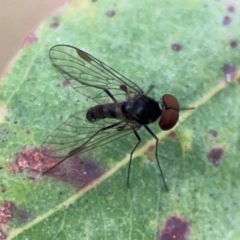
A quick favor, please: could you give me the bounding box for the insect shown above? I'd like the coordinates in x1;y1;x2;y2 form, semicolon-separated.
42;44;181;191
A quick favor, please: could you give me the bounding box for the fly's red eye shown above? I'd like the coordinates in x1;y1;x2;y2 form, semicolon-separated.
159;109;179;130
159;94;180;130
162;94;180;111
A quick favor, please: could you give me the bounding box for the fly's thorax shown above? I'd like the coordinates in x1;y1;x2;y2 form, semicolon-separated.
122;94;162;125
86;102;124;122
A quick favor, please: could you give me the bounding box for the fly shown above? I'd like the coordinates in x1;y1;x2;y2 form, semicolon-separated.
42;45;184;191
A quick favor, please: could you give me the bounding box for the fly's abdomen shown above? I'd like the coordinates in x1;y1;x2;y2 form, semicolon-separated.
86;103;123;122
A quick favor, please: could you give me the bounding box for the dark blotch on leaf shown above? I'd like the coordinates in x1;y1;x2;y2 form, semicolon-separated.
106;10;116;17
50;22;60;29
208;147;224;167
171;43;182;52
45;156;103;190
223;16;232;25
227;6;235;13
158;216;190;240
222;64;236;83
1;184;6;193
230;40;237;48
210;130;218;138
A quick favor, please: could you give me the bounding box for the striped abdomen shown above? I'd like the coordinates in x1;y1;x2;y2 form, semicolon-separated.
86;102;124;122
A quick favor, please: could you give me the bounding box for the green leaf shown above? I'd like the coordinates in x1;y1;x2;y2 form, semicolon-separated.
1;0;240;239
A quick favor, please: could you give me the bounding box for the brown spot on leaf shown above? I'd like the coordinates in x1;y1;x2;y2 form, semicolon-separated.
171;43;182;52
25;130;30;135
50;21;60;29
62;79;70;87
208;147;224;166
106;10;116;17
1;185;6;194
144;145;155;162
222;64;236;83
168;131;177;139
158;216;190;240
209;130;218;138
230;40;238;48
227;6;235;13
223;16;231;25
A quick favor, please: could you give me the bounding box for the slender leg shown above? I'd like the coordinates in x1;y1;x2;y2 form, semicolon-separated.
104;88;118;102
43;122;121;174
127;130;141;188
145;84;154;95
144;126;168;191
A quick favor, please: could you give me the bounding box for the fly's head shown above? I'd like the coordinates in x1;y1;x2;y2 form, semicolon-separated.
159;94;180;130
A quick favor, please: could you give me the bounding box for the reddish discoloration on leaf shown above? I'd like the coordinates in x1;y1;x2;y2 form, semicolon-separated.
168;131;177;139
0;200;32;238
22;32;38;46
62;79;70;87
208;147;224;166
8;148;56;177
0;201;14;224
9;147;102;189
158;216;190;240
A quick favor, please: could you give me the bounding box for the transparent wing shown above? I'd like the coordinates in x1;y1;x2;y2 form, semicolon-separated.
42;110;135;159
49;44;144;104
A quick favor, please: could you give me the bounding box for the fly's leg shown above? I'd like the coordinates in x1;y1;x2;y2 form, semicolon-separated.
144;126;169;191
127;130;141;188
145;84;154;95
43;122;121;174
104;88;118;102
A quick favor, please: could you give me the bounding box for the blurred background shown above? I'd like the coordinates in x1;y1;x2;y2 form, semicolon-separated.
0;0;66;76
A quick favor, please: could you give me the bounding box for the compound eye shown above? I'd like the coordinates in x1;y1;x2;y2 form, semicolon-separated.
159;109;179;130
162;94;180;112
